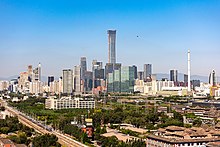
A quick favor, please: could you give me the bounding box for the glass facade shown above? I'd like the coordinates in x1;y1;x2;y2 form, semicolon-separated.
107;66;135;93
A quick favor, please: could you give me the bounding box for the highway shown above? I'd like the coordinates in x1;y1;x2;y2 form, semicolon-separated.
3;102;88;147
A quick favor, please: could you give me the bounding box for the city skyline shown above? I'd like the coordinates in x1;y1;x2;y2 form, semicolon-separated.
0;0;220;77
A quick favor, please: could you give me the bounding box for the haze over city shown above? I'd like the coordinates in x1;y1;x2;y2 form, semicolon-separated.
0;0;220;77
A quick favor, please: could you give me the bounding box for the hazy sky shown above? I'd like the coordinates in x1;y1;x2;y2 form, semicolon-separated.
0;0;220;78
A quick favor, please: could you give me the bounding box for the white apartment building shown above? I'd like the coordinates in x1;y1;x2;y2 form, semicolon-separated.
29;81;43;94
45;96;95;109
134;79;175;95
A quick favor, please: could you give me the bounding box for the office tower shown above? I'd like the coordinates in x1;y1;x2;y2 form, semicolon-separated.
73;65;81;93
85;71;93;91
92;60;103;70
120;66;135;93
48;76;54;86
144;64;152;81
132;65;137;79
38;63;41;81
187;49;191;92
62;69;73;94
80;57;87;79
92;60;105;88
184;74;188;87
209;70;217;86
18;72;29;92
137;71;144;80
108;30;116;64
170;69;178;82
107;66;135;93
27;65;33;81
107;73;114;92
105;63;121;79
33;63;41;82
191;80;200;90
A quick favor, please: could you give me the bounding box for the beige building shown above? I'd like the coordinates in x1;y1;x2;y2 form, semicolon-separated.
45;96;95;109
18;72;29;93
29;81;43;94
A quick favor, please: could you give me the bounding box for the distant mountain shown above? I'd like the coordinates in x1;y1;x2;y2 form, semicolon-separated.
0;75;48;82
155;73;210;83
0;75;19;81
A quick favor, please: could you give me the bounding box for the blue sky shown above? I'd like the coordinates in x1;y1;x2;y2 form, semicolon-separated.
0;0;220;78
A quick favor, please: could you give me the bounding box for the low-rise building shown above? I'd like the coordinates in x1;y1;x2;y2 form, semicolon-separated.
146;126;220;147
45;96;95;109
0;138;15;147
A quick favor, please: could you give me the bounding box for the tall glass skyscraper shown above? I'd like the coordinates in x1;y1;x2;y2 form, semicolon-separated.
170;69;178;82
107;66;135;93
209;70;217;86
144;64;152;81
108;30;116;64
80;57;87;80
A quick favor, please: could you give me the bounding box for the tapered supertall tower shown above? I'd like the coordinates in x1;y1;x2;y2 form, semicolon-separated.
187;49;191;92
108;30;116;64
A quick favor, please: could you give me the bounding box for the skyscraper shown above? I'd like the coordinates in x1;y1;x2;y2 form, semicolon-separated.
73;65;81;93
132;65;137;79
80;57;87;80
170;69;178;83
92;60;104;88
62;69;73;94
107;66;135;93
27;65;33;81
108;30;116;64
144;64;152;81
137;71;144;80
209;70;217;86
187;49;191;92
48;76;54;86
33;63;41;82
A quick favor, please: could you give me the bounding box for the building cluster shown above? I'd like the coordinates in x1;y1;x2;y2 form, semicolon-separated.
146;125;220;147
0;30;219;98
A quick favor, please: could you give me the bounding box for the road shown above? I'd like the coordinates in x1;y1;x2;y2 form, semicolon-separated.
3;102;88;147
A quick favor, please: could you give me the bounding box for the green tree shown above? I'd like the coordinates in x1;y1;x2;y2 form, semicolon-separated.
32;134;61;147
0;106;5;111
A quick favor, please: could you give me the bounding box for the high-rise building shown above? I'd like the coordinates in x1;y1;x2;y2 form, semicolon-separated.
18;72;29;92
144;64;152;81
62;69;73;94
187;49;191;92
184;74;188;87
137;71;144;80
132;65;137;79
29;81;42;94
33;63;41;82
92;60;105;88
80;57;87;79
85;71;93;91
107;66;135;93
92;60;103;71
27;65;33;81
209;70;217;86
121;66;135;93
105;63;121;79
73;65;81;93
108;30;116;64
48;76;54;86
170;69;178;83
